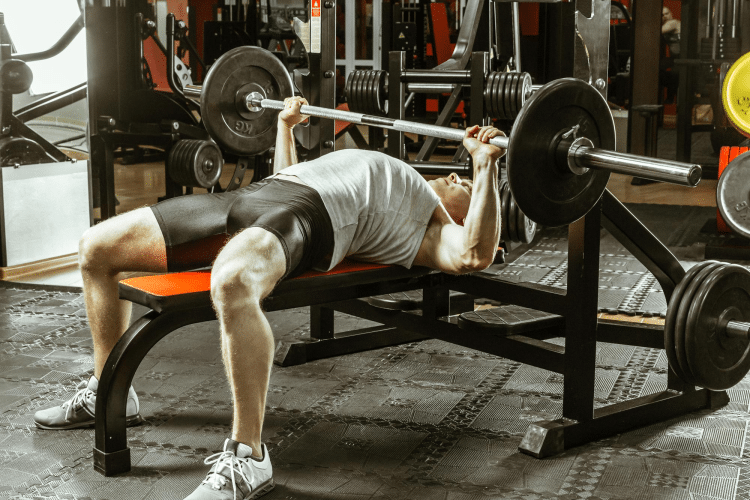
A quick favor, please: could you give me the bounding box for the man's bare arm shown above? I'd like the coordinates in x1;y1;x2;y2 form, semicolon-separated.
414;126;504;273
273;97;309;173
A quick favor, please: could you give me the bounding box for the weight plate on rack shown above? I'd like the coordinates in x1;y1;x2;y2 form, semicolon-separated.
366;70;379;115
484;72;497;119
516;204;537;244
507;78;615;227
716;151;750;239
494;73;506;120
500;180;509;241
508;190;519;243
685;263;750;390
675;262;724;384
505;73;518;120
664;261;716;384
201;46;293;156
502;179;511;242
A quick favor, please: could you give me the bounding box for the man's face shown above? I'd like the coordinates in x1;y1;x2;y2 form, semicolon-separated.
662;7;673;23
428;173;473;224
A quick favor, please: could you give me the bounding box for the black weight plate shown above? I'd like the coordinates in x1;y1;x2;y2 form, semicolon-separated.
507;190;519;243
685;264;750;390
502;180;511;241
484;72;497;118
366;70;379;115
497;73;513;120
717;151;750;239
675;262;724;384
346;71;361;112
201;46;293;156
507;78;615;227
493;73;506;120
356;70;368;114
344;71;356;111
510;73;523;118
664;260;716;384
505;73;517;120
167;139;191;186
194;141;224;188
360;70;372;114
508;73;519;118
500;181;509;241
374;70;387;115
516;204;537;244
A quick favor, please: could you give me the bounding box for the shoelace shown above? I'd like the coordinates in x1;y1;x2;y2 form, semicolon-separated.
202;450;255;499
63;385;94;420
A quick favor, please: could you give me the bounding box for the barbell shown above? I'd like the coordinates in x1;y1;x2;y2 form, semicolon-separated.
186;46;702;227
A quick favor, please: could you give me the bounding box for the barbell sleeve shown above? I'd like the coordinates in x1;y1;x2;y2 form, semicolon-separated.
725;321;750;339
572;148;703;187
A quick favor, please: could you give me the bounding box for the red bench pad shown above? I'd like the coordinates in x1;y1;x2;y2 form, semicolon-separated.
120;259;430;313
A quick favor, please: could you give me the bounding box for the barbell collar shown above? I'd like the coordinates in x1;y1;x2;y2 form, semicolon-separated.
572;148;702;187
184;84;202;101
725;320;750;339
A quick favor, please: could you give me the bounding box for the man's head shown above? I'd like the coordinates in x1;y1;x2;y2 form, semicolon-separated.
428;173;473;224
662;7;673;23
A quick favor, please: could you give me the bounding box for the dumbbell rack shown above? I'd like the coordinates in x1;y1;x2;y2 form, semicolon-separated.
301;190;727;457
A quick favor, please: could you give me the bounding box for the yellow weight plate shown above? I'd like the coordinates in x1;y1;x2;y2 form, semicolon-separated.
723;52;750;137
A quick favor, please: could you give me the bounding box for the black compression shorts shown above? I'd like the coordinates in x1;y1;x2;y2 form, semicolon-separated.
150;178;334;279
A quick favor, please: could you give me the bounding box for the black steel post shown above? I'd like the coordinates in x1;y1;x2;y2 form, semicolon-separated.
310;305;335;340
387;51;406;159
562;204;602;422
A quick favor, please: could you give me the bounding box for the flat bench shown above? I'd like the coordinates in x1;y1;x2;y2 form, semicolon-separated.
93;190;728;477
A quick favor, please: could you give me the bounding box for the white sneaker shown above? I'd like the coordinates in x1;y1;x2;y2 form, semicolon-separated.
185;439;274;500
33;375;142;430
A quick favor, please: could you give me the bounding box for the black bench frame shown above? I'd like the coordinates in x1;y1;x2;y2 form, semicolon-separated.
93;189;728;476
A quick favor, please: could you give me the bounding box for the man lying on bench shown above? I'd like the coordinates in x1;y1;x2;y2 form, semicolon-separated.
33;96;505;500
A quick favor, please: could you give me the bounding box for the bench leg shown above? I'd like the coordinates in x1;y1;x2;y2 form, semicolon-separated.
93;306;216;476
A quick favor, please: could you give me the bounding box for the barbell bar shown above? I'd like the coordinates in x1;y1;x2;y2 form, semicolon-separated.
248;94;701;188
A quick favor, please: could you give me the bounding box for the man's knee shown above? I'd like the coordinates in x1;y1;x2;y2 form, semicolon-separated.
210;228;286;308
78;225;112;275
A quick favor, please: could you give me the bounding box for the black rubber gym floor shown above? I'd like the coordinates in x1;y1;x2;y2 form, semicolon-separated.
1;205;750;500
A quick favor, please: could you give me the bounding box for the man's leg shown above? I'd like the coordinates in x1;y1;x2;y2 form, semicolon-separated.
78;208;168;378
211;227;286;457
184;227;284;500
34;208;167;429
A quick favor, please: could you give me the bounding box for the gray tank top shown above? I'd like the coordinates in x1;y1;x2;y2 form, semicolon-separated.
277;150;441;270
